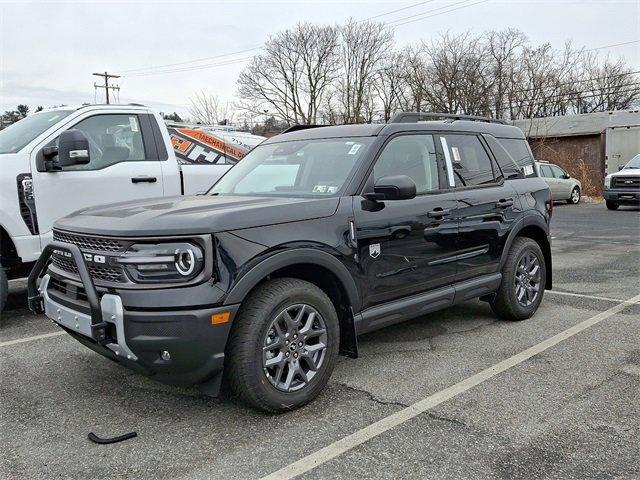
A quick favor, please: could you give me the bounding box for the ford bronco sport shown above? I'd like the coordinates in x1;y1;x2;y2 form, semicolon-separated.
28;112;553;412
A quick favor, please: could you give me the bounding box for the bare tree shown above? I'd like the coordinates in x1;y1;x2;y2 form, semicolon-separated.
237;22;340;125
373;52;408;121
335;19;393;123
189;91;235;125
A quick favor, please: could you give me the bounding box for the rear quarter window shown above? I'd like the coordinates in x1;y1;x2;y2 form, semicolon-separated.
495;137;537;178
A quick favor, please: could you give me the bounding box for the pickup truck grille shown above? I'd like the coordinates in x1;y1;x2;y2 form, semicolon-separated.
612;176;640;189
51;255;126;283
53;230;125;252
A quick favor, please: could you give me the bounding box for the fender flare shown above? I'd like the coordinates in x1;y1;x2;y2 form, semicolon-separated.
224;248;361;312
499;212;552;289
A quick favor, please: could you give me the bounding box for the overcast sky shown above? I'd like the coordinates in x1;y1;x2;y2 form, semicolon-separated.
0;0;638;117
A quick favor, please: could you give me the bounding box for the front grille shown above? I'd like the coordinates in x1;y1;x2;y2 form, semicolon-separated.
613;176;640;189
53;230;125;252
49;276;89;302
51;255;126;283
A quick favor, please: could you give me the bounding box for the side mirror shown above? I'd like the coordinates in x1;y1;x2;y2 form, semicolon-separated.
58;129;91;167
562;173;570;179
365;175;416;201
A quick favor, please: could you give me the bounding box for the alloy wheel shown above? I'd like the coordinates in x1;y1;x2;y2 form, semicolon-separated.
571;188;580;204
262;304;328;392
514;251;541;307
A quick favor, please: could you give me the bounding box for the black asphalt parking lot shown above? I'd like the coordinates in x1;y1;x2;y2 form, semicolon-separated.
1;202;639;480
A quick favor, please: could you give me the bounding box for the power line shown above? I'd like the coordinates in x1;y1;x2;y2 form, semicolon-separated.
585;39;640;52
124;56;255;77
386;0;490;27
362;1;434;21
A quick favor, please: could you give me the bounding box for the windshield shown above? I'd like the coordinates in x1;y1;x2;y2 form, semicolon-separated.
623;154;640;169
0;110;73;154
209;137;373;197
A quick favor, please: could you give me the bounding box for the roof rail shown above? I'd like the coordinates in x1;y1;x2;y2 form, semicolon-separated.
281;124;328;134
388;112;506;125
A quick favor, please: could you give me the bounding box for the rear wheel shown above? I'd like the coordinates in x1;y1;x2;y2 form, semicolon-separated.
606;200;619;210
568;187;580;204
490;237;546;321
0;267;7;314
224;278;339;412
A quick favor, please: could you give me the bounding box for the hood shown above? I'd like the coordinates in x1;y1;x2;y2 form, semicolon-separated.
54;195;340;237
610;169;640;177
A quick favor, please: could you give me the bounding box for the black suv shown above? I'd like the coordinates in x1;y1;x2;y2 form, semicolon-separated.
29;112;553;412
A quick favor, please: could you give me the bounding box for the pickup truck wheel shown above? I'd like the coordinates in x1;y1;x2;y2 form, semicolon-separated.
568;187;580;204
0;267;7;314
490;237;545;321
606;200;619;210
224;278;339;413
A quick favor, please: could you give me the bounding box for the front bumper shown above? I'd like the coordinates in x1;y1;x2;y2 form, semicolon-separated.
603;188;640;204
28;242;238;393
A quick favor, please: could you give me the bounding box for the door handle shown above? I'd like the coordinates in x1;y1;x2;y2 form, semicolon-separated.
427;208;451;218
495;198;514;208
131;176;157;184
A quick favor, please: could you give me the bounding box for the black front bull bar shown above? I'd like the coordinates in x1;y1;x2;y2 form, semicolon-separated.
27;241;109;345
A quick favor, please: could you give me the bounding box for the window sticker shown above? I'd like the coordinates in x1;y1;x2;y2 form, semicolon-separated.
451;146;461;163
313;185;328;193
348;144;362;155
129;116;139;132
326;186;338;194
523;165;534;176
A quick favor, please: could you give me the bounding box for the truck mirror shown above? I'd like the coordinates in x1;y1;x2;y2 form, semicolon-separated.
58;129;91;167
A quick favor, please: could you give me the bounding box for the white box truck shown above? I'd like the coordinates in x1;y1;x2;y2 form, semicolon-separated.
0;104;264;313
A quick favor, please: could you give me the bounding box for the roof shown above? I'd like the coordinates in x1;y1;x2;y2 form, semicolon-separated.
514;110;640;138
264;119;525;144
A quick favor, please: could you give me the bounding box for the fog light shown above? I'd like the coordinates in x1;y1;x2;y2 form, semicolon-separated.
161;350;171;361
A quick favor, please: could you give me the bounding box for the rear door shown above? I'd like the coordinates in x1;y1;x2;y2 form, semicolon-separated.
31;111;165;243
438;133;518;282
354;133;458;309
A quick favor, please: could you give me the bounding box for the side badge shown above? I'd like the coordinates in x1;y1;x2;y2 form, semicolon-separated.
369;243;381;259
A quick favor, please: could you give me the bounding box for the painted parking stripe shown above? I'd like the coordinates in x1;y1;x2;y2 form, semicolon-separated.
260;293;640;480
546;290;636;303
0;331;65;348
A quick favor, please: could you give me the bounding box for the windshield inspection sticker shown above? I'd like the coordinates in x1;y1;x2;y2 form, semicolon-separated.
348;144;362;155
129;116;139;132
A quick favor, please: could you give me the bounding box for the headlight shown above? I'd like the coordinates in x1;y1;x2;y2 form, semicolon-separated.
604;175;612;188
118;242;204;283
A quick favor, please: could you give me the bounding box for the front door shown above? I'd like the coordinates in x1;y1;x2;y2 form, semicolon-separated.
31;112;165;243
438;133;519;282
539;163;562;199
354;133;458;310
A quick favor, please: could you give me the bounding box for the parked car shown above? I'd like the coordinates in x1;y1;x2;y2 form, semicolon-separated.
536;160;582;204
0;105;264;313
603;154;640;210
28;112;553;412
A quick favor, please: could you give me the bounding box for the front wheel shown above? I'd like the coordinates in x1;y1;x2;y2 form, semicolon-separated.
606;200;619;210
224;278;339;412
490;237;546;321
0;267;7;314
568;187;580;204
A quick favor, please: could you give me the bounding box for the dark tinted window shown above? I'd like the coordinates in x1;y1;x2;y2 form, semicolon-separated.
374;134;440;194
441;134;496;187
496;138;536;178
484;135;522;179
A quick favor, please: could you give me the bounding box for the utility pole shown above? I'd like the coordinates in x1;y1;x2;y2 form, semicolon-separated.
92;71;120;104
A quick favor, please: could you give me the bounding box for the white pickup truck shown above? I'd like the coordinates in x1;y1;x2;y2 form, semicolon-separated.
0;104;264;313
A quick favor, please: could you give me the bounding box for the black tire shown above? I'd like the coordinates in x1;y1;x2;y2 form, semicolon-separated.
490;237;546;321
606;200;619;210
568;187;580;204
0;267;7;315
224;278;340;413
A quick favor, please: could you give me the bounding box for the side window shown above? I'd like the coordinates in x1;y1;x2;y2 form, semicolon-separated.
441;134;497;187
539;165;554;178
373;134;440;194
484;135;523;179
65;114;146;170
550;165;566;178
496;138;536;178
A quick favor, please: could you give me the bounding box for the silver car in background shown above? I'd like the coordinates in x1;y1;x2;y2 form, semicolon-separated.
536;161;582;204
